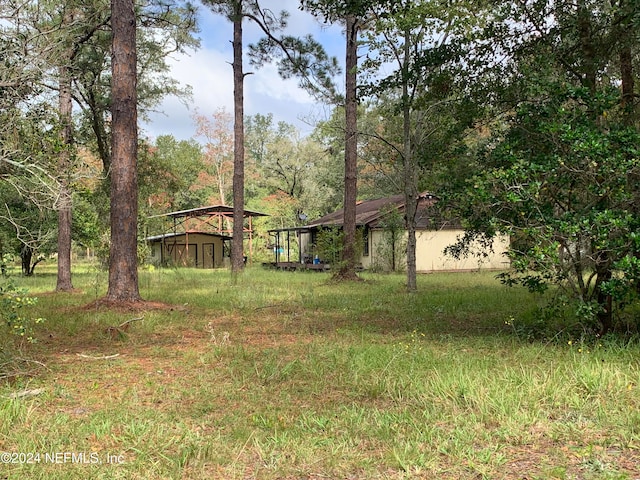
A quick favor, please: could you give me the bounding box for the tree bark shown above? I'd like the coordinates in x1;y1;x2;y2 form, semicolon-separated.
402;24;418;292
88;89;111;173
620;46;634;113
336;13;359;281
21;245;33;276
56;55;74;291
231;0;246;276
56;186;73;290
106;0;141;302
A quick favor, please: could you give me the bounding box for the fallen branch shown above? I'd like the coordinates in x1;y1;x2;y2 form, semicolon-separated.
75;353;121;360
5;387;46;399
13;357;49;371
105;316;144;339
0;357;49;381
118;316;144;329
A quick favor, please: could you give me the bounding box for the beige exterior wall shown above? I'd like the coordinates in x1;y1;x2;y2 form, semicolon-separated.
360;230;381;270
149;233;227;268
299;228;510;272
413;229;509;272
365;229;509;272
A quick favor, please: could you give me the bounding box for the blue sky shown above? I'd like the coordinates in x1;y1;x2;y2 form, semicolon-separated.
141;1;345;142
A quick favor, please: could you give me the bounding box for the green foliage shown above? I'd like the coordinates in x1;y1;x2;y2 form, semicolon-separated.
249;32;341;103
140;136;206;216
203;1;341;103
72;191;102;249
314;226;363;268
469;86;640;332
371;205;406;273
1;253;15;276
1;0;200;291
0;280;43;343
604;252;640;308
301;0;381;22
449;1;640;334
244;113;343;254
314;226;344;265
72;1;199;169
307;110;347;213
0;179;57;275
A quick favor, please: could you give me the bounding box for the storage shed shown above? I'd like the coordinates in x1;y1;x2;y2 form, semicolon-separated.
146;232;231;268
146;205;268;268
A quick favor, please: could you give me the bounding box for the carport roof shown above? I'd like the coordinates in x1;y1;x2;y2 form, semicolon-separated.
150;205;268;219
145;231;232;242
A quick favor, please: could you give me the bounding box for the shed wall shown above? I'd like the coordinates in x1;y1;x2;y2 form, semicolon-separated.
149;233;227;268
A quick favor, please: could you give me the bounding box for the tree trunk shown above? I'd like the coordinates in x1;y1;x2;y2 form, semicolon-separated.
620;46;634;114
56;191;73;290
391;233;397;272
402;25;418;292
231;0;245;276
596;267;613;335
21;245;33;276
89;89;111;173
336;13;359;281
106;0;141;302
56;56;74;292
577;2;596;95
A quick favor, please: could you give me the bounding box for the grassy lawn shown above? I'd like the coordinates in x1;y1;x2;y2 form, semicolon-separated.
1;264;639;479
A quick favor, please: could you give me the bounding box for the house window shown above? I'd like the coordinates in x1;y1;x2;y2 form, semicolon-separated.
362;227;369;256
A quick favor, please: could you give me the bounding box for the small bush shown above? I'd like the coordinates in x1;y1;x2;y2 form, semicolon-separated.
0;280;43;343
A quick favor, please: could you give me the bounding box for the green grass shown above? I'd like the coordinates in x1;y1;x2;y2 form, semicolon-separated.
1;264;639;479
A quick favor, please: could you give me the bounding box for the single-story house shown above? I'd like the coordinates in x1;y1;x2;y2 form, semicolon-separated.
146;231;231;268
269;193;510;272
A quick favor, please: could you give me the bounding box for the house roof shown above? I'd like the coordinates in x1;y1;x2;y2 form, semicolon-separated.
267;192;462;235
149;205;268;219
306;192;446;230
145;231;232;242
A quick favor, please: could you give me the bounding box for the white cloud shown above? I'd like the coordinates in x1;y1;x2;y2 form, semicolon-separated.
249;64;314;103
142;48;233;141
141;3;344;143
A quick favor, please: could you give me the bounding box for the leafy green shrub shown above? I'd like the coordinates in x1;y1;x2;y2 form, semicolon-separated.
1;253;16;276
1;280;43;343
314;226;363;268
315;226;344;265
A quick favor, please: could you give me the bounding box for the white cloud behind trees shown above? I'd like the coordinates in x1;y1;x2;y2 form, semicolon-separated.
141;1;343;141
